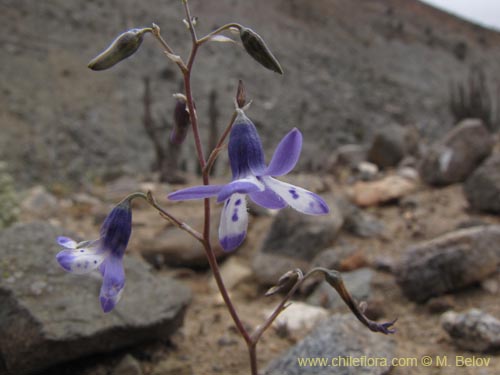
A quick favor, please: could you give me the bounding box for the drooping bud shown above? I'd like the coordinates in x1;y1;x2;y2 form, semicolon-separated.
236;80;246;109
265;269;301;296
88;28;150;71
170;95;191;145
239;27;283;75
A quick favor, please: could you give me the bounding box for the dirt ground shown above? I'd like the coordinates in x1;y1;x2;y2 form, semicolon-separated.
46;177;500;375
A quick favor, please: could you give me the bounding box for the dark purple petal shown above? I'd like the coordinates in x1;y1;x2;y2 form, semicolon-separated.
100;201;132;258
57;236;77;249
249;187;286;209
263;176;329;215
264;128;302;176
219;193;248;251
228;110;266;178
216;177;264;203
99;255;125;313
168;185;223;201
56;247;107;274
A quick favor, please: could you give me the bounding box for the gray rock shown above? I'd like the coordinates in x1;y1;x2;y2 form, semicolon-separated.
331;144;367;169
367;125;418;168
419;119;493;186
395;225;500;303
464;153;500;213
308;268;374;309
260;201;343;261
441;309;500;352
112;354;143;375
337;198;384;238
252;201;343;285
265;314;395;375
20;185;58;219
0;222;191;375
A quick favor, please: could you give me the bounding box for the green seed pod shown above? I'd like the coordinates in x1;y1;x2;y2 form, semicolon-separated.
240;27;283;75
88;28;149;71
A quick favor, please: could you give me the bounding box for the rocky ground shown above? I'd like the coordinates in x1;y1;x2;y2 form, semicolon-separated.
3;120;500;374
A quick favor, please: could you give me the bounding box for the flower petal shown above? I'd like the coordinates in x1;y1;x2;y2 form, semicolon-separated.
249;186;286;209
99;255;125;313
263;176;329;215
168;185;223;201
57;236;77;249
264;128;302;176
216;176;264;203
219;193;248;251
56;247;107;274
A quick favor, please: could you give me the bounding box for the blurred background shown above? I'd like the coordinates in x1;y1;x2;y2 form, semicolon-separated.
1;1;500;374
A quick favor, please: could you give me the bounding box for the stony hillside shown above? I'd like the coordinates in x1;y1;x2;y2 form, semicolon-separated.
2;0;500;185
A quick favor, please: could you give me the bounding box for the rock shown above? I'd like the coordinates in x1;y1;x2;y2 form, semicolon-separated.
464;154;500;213
265;314;395;375
337;198;384;238
111;355;143;375
310;246;357;270
395;226;500;303
139;213;226;269
354;161;379;181
209;258;252;291
263;302;328;332
331;144;367;169
441;309;500;352
20;185;58;219
0;222;191;375
252;201;343;285
419;119;493;186
308;268;373;309
348;175;418;207
367;125;418;168
253;253;310;286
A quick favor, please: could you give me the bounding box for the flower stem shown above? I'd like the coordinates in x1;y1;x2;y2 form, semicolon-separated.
180;2;255;373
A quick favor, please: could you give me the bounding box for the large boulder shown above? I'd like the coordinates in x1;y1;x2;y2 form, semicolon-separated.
0;222;191;375
419;119;493;186
464;154;500;214
265;314;395;375
395;225;500;303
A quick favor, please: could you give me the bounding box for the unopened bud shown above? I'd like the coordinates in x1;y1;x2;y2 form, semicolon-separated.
265;269;300;296
236;80;246;108
88;28;150;71
240;27;283;75
170;97;191;145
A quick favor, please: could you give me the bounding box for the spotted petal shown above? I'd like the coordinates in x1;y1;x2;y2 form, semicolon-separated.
57;236;77;249
249;186;286;209
219;193;248;251
99;255;125;313
264;128;302;176
262;176;329;215
168;184;223;201
56;246;107;274
216;176;264;203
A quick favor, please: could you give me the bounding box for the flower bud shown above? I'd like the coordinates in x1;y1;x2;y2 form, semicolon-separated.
170;97;191;145
88;28;149;71
239;27;283;75
236;80;246;108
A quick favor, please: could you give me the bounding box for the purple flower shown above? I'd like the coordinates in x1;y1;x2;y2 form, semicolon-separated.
168;109;329;251
56;201;132;313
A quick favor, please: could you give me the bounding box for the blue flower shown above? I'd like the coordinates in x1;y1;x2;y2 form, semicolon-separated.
168;109;329;251
56;200;132;313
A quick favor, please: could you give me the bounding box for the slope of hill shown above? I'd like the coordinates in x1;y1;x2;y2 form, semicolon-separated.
1;0;500;184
